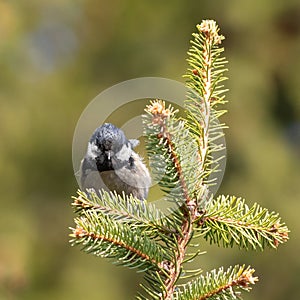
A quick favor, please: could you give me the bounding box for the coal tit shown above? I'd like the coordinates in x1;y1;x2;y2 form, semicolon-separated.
80;123;151;200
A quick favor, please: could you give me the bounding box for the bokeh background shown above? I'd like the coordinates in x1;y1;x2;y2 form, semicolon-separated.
1;1;299;299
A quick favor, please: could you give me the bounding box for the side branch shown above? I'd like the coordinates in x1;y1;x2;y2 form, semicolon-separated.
175;265;258;300
72;191;177;236
158;133;191;204
146;100;191;204
72;226;162;267
196;196;289;250
69;211;169;272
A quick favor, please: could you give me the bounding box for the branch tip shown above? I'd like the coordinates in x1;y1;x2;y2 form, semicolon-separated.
197;19;225;45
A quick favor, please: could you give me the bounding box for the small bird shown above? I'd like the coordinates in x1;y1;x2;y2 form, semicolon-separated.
80;123;151;200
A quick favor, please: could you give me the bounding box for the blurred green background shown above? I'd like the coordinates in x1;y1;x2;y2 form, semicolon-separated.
1;0;299;299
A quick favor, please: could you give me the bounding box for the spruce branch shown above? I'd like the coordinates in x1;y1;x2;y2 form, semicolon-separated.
70;209;169;271
72;190;177;237
143;100;201;205
144;100;202;299
69;19;290;300
71;190;184;252
174;265;258;300
196;195;289;250
184;20;228;197
139;20;230;299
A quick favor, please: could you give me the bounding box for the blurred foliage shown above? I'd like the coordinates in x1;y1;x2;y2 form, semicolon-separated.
0;0;299;299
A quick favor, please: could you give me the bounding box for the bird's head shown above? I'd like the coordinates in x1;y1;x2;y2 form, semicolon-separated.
86;123;139;171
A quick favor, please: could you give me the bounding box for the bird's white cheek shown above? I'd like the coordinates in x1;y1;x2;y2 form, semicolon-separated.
115;144;131;161
87;142;99;159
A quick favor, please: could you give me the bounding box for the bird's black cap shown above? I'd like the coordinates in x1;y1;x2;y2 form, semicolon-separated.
90;123;127;153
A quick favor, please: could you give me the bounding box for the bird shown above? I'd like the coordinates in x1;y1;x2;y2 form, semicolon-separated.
80;123;151;200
